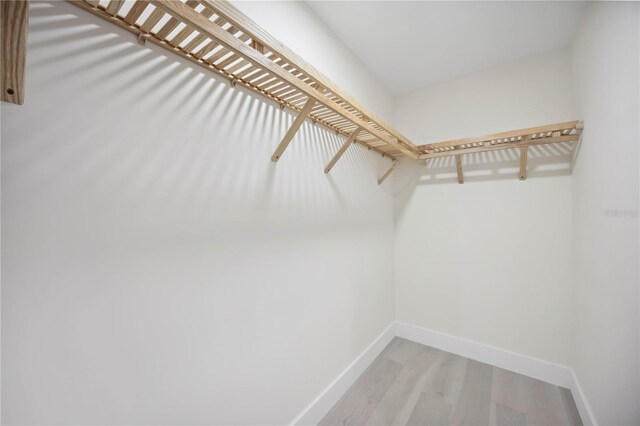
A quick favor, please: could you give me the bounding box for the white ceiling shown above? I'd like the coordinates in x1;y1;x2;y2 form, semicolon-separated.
306;1;585;95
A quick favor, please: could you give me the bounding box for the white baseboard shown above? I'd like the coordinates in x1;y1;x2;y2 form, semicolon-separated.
569;368;598;426
291;321;597;426
395;321;597;425
290;322;396;425
395;321;573;388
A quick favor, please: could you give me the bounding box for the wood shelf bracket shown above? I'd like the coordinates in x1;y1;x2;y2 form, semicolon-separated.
271;97;316;162
455;155;464;184
519;146;529;181
324;127;362;174
378;160;401;185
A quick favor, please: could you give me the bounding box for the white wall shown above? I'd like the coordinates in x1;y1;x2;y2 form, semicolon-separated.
570;3;640;425
393;49;577;366
0;2;396;424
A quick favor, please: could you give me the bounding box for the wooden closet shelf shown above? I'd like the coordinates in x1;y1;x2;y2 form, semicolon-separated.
61;1;583;185
70;0;419;164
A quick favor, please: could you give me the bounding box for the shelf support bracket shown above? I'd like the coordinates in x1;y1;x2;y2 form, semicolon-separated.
271;97;316;162
324;127;362;174
378;160;401;185
456;155;464;184
519;146;529;180
2;0;29;105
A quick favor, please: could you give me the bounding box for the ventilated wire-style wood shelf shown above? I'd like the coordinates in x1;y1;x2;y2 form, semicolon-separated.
43;1;582;185
72;0;420;164
416;121;584;184
417;121;583;159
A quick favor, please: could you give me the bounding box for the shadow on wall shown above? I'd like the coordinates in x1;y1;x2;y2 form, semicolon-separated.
393;140;577;219
5;2;396;238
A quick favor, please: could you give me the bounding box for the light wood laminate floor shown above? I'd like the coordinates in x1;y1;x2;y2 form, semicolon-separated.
320;338;582;426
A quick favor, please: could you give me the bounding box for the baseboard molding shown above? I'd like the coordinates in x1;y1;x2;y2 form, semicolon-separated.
396;321;598;425
395;321;572;387
292;321;597;426
569;368;598;426
290;322;396;425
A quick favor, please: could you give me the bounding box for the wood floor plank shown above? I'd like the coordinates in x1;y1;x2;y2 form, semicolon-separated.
319;357;403;426
440;353;467;406
380;337;429;366
490;367;527;413
406;392;452;426
448;359;493;425
421;351;454;396
368;345;440;425
415;350;468;413
494;402;527;426
384;348;444;426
